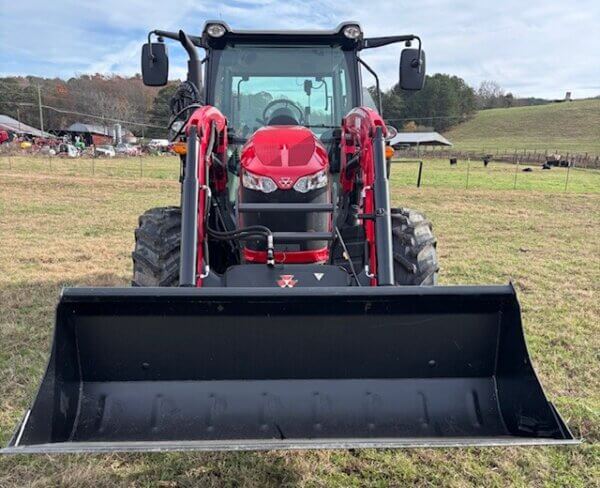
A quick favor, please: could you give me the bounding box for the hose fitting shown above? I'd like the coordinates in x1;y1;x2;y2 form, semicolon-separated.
266;234;275;266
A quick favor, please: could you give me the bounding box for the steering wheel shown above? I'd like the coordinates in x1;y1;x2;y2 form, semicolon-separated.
261;99;305;125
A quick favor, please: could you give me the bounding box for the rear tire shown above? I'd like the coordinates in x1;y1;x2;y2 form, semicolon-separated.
132;207;181;286
391;208;439;285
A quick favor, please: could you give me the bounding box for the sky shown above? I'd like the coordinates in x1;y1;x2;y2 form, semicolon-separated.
0;0;599;99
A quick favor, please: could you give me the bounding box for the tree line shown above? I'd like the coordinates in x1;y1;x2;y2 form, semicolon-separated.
374;76;555;132
0;74;553;138
0;75;159;136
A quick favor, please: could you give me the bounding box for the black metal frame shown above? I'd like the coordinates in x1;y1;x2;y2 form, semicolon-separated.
147;22;420;117
1;284;577;455
241;232;334;243
179;126;199;286
372;127;394;285
238;203;334;213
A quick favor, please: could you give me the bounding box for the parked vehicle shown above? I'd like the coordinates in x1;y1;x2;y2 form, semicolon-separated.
94;144;116;157
57;143;79;158
115;143;141;156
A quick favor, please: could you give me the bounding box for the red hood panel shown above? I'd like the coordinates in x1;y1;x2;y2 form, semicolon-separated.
241;126;328;188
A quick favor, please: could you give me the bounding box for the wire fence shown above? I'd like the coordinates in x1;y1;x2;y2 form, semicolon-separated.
1;153;598;195
0;153;180;181
390;157;599;194
401;146;600;169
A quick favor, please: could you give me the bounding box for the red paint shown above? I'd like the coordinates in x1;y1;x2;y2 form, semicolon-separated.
185;106;228;286
243;247;329;264
340;107;387;285
277;274;298;288
182;105;386;287
241;126;328;190
91;134;112;146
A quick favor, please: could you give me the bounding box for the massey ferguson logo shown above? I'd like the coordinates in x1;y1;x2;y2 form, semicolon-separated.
277;274;298;288
278;177;293;189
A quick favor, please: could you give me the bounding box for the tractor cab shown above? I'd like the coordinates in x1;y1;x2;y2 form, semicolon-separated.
141;21;425;168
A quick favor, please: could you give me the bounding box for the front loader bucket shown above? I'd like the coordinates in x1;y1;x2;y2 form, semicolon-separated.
3;285;575;454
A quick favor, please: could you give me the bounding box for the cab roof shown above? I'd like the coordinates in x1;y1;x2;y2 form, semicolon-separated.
200;21;363;50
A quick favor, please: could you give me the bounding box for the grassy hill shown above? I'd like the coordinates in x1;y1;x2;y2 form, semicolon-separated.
444;98;600;155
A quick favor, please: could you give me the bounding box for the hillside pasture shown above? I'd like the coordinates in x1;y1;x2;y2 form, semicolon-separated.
444;99;600;155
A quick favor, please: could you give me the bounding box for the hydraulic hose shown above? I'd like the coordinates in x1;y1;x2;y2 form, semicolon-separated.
207;225;275;265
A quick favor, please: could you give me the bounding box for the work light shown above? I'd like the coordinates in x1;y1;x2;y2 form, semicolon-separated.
206;23;227;38
343;25;361;39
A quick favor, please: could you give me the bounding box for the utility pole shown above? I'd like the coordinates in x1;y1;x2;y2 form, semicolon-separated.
37;85;44;133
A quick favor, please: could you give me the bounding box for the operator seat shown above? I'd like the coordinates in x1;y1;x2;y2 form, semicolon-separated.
267;107;299;126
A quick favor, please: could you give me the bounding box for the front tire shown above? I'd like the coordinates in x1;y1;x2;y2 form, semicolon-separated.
132;207;181;286
391;208;439;285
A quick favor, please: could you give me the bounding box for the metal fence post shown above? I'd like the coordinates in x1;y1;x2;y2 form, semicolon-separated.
513;160;519;190
139;154;143;178
564;162;571;192
465;158;471;189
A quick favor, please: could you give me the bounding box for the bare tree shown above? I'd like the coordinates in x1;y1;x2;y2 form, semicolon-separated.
476;80;505;109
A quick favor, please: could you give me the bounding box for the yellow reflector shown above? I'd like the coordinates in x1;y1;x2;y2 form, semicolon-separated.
170;142;187;155
385;145;394;159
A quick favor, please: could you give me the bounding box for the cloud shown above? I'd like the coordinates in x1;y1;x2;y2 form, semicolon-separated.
0;0;598;98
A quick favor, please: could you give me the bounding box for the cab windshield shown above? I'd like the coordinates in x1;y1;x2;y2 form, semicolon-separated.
211;45;353;137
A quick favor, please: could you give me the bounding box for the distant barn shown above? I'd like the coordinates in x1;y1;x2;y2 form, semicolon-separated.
389;131;453;149
60;123;113;146
0;114;54;138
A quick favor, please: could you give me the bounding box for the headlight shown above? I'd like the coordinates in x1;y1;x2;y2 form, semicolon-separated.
206;23;226;38
293;169;328;193
242;170;277;193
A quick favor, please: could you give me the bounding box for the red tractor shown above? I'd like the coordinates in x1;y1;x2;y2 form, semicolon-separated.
3;22;574;454
133;24;436;289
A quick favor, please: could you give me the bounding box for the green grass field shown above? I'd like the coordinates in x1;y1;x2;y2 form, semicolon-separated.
0;158;598;486
3;154;600;194
443;99;600;155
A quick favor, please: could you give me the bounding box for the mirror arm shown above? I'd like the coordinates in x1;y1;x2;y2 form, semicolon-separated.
146;31;165;63
153;29;203;47
362;34;423;74
358;57;383;116
411;36;423;73
361;34;416;49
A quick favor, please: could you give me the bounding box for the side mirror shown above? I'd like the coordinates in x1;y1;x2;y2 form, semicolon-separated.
399;48;426;91
141;42;169;87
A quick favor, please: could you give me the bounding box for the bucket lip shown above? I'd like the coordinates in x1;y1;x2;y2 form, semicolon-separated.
1;436;580;455
59;284;517;302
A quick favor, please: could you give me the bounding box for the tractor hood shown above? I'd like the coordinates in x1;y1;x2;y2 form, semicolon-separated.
240;126;328;190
